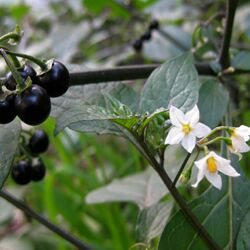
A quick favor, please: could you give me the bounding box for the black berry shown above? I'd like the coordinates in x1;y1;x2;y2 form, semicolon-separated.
5;64;38;91
0;94;17;124
141;30;151;41
31;159;46;182
38;61;69;97
149;20;159;30
132;39;143;52
28;130;49;154
11;160;32;185
15;85;51;126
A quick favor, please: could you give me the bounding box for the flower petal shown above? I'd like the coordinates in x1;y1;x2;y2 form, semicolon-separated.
185;105;199;126
217;162;240;177
193;122;211;138
165;127;184;145
181;133;196;153
211;151;230;164
235;125;250;141
232;136;250;153
205;172;222;189
192;159;207;188
169;106;185;127
194;154;209;169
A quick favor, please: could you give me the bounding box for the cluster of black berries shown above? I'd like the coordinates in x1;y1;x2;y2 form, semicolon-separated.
132;19;159;52
0;60;69;126
11;130;49;185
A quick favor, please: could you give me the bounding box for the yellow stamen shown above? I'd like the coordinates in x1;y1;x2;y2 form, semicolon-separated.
207;157;217;173
182;124;192;135
231;128;237;138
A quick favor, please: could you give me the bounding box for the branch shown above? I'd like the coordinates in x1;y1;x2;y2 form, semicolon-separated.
137;140;220;250
172;153;191;187
219;0;239;69
0;190;93;250
69;63;215;85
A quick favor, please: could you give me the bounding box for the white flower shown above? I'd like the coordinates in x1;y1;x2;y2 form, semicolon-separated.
165;105;211;153
230;125;250;153
192;151;240;189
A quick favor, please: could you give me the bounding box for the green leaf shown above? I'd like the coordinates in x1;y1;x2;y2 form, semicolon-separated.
83;0;130;18
10;4;30;20
83;0;110;14
158;156;250;249
198;79;229;128
104;94;133;116
231;50;250;70
139;52;199;113
237;209;250;249
85;168;168;210
113;108;168;136
54;105;116;135
52;82;138;135
134;0;158;9
136;201;173;243
52;82;137;116
0;119;21;189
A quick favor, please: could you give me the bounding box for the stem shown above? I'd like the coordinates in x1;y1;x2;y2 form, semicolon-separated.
218;0;239;69
203;11;225;27
69;63;215;85
181;150;201;183
198;126;229;144
9;54;21;67
137;139;220;250
0;33;20;43
172;153;191;187
5;50;47;70
200;136;230;147
0;190;93;250
0;48;25;89
157;29;189;51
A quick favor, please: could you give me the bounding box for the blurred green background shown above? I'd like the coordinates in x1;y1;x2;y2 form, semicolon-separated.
1;0;250;249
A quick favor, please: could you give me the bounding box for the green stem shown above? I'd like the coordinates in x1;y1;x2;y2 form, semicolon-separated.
136;138;220;250
0;33;20;43
0;48;25;90
199;136;230;147
5;50;47;70
198;126;229;144
9;54;21;67
172;153;191;187
181;150;201;183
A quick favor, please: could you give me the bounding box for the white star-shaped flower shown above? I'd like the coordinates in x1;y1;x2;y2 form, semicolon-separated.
192;151;240;189
165;105;211;153
230;125;250;153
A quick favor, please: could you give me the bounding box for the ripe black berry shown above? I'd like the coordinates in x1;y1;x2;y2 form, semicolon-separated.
31;159;46;182
11;160;32;185
149;20;159;30
132;39;143;52
15;85;51;126
5;64;38;91
28;130;49;154
38;61;69;97
141;30;151;41
0;94;17;124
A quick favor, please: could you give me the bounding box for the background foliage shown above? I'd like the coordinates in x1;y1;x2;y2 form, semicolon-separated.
1;0;250;249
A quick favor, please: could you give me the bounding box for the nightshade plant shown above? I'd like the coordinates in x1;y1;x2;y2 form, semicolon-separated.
1;0;250;249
